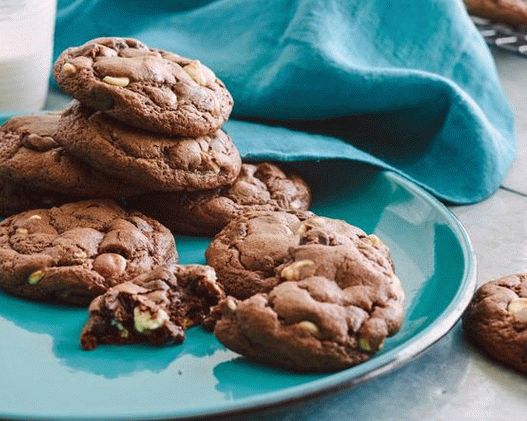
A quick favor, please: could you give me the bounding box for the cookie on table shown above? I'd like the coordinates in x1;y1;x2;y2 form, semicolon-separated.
464;0;527;26
81;265;224;350
206;210;395;299
212;217;404;372
0;200;177;305
54;37;233;137
128;163;311;236
56;102;241;192
0;113;141;197
0;177;75;216
463;274;527;373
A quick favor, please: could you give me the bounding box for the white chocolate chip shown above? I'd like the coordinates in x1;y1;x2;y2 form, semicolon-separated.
183;60;215;86
102;76;130;87
61;62;77;75
508;298;527;315
199;266;223;297
226;299;237;312
280;259;316;281
73;251;87;259
15;228;28;235
111;319;129;338
297;320;320;336
28;215;42;221
297;217;325;235
290;200;302;209
203;266;217;281
210;161;221;174
296;223;308;236
28;270;44;285
366;234;382;248
133;307;169;333
359;337;371;352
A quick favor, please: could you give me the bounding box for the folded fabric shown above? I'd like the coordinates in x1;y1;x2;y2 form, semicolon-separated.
54;0;515;204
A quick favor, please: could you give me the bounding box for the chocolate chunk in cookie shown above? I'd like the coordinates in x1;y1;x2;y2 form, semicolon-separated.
0;177;76;216
81;265;224;350
212;221;404;372
0;113;141;197
54;37;233;137
56;102;241;192
0;200;177;305
128;163;311;236
463;274;527;373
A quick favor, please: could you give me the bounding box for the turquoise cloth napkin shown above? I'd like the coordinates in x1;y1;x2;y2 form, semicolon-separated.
54;0;515;204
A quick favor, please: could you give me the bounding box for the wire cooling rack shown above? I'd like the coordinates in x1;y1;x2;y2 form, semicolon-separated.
472;15;527;57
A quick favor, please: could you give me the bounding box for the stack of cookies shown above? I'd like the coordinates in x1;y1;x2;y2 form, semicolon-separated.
0;37;312;236
0;34;240;215
52;37;245;219
0;37;405;373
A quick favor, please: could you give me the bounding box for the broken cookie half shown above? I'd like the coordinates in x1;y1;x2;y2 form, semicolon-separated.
81;265;224;350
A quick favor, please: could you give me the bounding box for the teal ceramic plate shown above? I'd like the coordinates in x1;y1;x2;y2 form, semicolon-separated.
0;161;476;420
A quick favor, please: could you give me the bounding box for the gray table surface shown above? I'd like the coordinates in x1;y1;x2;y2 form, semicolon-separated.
44;48;526;420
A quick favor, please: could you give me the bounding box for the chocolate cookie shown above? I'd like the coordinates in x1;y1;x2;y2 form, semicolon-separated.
206;210;311;299
56;102;241;192
81;265;224;350
0;177;74;216
463;274;527;373
212;218;404;372
0;200;177;305
206;211;396;300
464;0;527;26
128;163;311;236
0;113;140;197
54;37;233;137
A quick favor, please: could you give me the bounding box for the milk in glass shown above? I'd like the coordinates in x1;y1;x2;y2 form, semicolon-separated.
0;0;56;112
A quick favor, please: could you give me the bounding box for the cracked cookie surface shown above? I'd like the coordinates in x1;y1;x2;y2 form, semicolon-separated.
0;114;140;197
0;200;177;305
54;37;233;137
212;214;404;372
81;265;224;350
56;102;241;192
128;163;311;236
206;211;391;299
206;210;313;299
463;274;527;373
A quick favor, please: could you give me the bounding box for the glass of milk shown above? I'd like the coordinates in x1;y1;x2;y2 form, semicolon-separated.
0;0;56;112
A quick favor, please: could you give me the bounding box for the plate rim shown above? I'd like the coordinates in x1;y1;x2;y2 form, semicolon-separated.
0;170;477;421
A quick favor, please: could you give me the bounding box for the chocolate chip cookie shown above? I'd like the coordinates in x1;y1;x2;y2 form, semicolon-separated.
54;37;233;137
0;177;74;216
0;200;177;305
463;274;527;373
81;265;224;350
212;217;404;372
128;163;311;236
0;113;140;197
56;102;241;192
